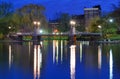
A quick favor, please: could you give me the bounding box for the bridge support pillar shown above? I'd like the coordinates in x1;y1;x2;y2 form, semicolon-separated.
32;35;41;45
18;35;23;41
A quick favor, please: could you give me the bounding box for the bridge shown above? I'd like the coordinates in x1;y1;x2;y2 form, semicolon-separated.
15;32;101;36
9;32;102;41
9;21;102;41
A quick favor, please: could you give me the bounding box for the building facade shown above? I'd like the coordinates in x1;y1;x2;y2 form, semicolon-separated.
84;5;101;30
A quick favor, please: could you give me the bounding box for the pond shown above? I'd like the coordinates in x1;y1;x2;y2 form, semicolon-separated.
0;40;120;79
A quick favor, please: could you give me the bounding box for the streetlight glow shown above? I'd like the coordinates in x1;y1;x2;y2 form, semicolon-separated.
37;22;40;25
98;25;102;29
33;21;37;25
109;19;113;23
70;20;76;26
39;30;43;33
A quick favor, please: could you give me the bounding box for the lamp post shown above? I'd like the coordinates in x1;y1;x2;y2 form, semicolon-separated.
33;21;40;34
98;25;102;37
33;21;40;41
70;20;76;35
69;20;76;44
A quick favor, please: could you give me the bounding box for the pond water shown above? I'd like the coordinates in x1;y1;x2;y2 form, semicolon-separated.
0;40;120;79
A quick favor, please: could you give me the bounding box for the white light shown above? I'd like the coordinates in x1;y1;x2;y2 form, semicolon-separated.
70;20;76;26
8;26;11;29
33;21;37;25
98;25;102;29
39;30;43;33
33;21;40;25
109;19;113;23
37;22;40;25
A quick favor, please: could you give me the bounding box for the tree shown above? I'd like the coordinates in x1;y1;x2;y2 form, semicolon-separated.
110;2;120;27
0;1;13;17
87;17;102;33
57;13;71;32
0;1;13;36
87;16;118;39
14;4;48;33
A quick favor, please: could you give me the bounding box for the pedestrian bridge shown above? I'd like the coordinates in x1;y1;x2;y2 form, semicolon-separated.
10;32;102;41
15;32;101;36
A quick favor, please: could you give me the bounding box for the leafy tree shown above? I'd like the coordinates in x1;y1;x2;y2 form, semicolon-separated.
14;4;48;33
87;17;102;33
0;1;13;36
87;16;118;39
0;1;13;17
57;13;71;32
111;2;120;26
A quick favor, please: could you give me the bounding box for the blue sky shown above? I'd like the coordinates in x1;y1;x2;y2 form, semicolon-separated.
4;0;119;19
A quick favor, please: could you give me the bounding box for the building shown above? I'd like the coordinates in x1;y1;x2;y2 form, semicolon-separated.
84;5;101;30
72;14;85;31
48;19;59;33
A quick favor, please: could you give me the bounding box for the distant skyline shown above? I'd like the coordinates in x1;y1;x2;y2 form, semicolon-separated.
3;0;119;19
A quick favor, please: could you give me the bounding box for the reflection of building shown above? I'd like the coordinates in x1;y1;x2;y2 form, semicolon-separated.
84;5;101;29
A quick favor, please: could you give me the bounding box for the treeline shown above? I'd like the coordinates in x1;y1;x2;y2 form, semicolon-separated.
0;1;48;39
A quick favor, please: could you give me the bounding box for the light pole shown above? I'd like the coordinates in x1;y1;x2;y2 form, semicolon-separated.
33;21;40;41
33;21;40;34
70;20;76;35
69;20;76;44
98;25;102;37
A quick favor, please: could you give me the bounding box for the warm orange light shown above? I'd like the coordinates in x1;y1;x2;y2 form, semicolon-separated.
54;29;58;33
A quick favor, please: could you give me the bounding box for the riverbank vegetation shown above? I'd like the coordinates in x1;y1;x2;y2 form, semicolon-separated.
0;1;120;40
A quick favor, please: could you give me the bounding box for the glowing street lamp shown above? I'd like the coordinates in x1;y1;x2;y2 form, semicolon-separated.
39;30;43;33
70;20;76;35
8;26;11;29
98;25;102;36
33;21;40;34
109;19;113;23
98;25;102;29
70;20;76;26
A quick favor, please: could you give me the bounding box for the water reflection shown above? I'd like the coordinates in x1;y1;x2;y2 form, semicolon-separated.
53;40;58;63
61;40;63;63
109;49;113;79
33;45;42;79
70;45;76;79
98;45;102;69
80;42;82;62
9;45;13;69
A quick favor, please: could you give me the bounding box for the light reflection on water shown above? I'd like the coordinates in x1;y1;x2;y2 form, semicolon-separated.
9;45;12;69
109;49;113;79
0;40;120;79
33;45;42;79
98;45;102;69
70;45;76;79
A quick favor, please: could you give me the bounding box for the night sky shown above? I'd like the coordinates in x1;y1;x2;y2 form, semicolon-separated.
3;0;119;19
